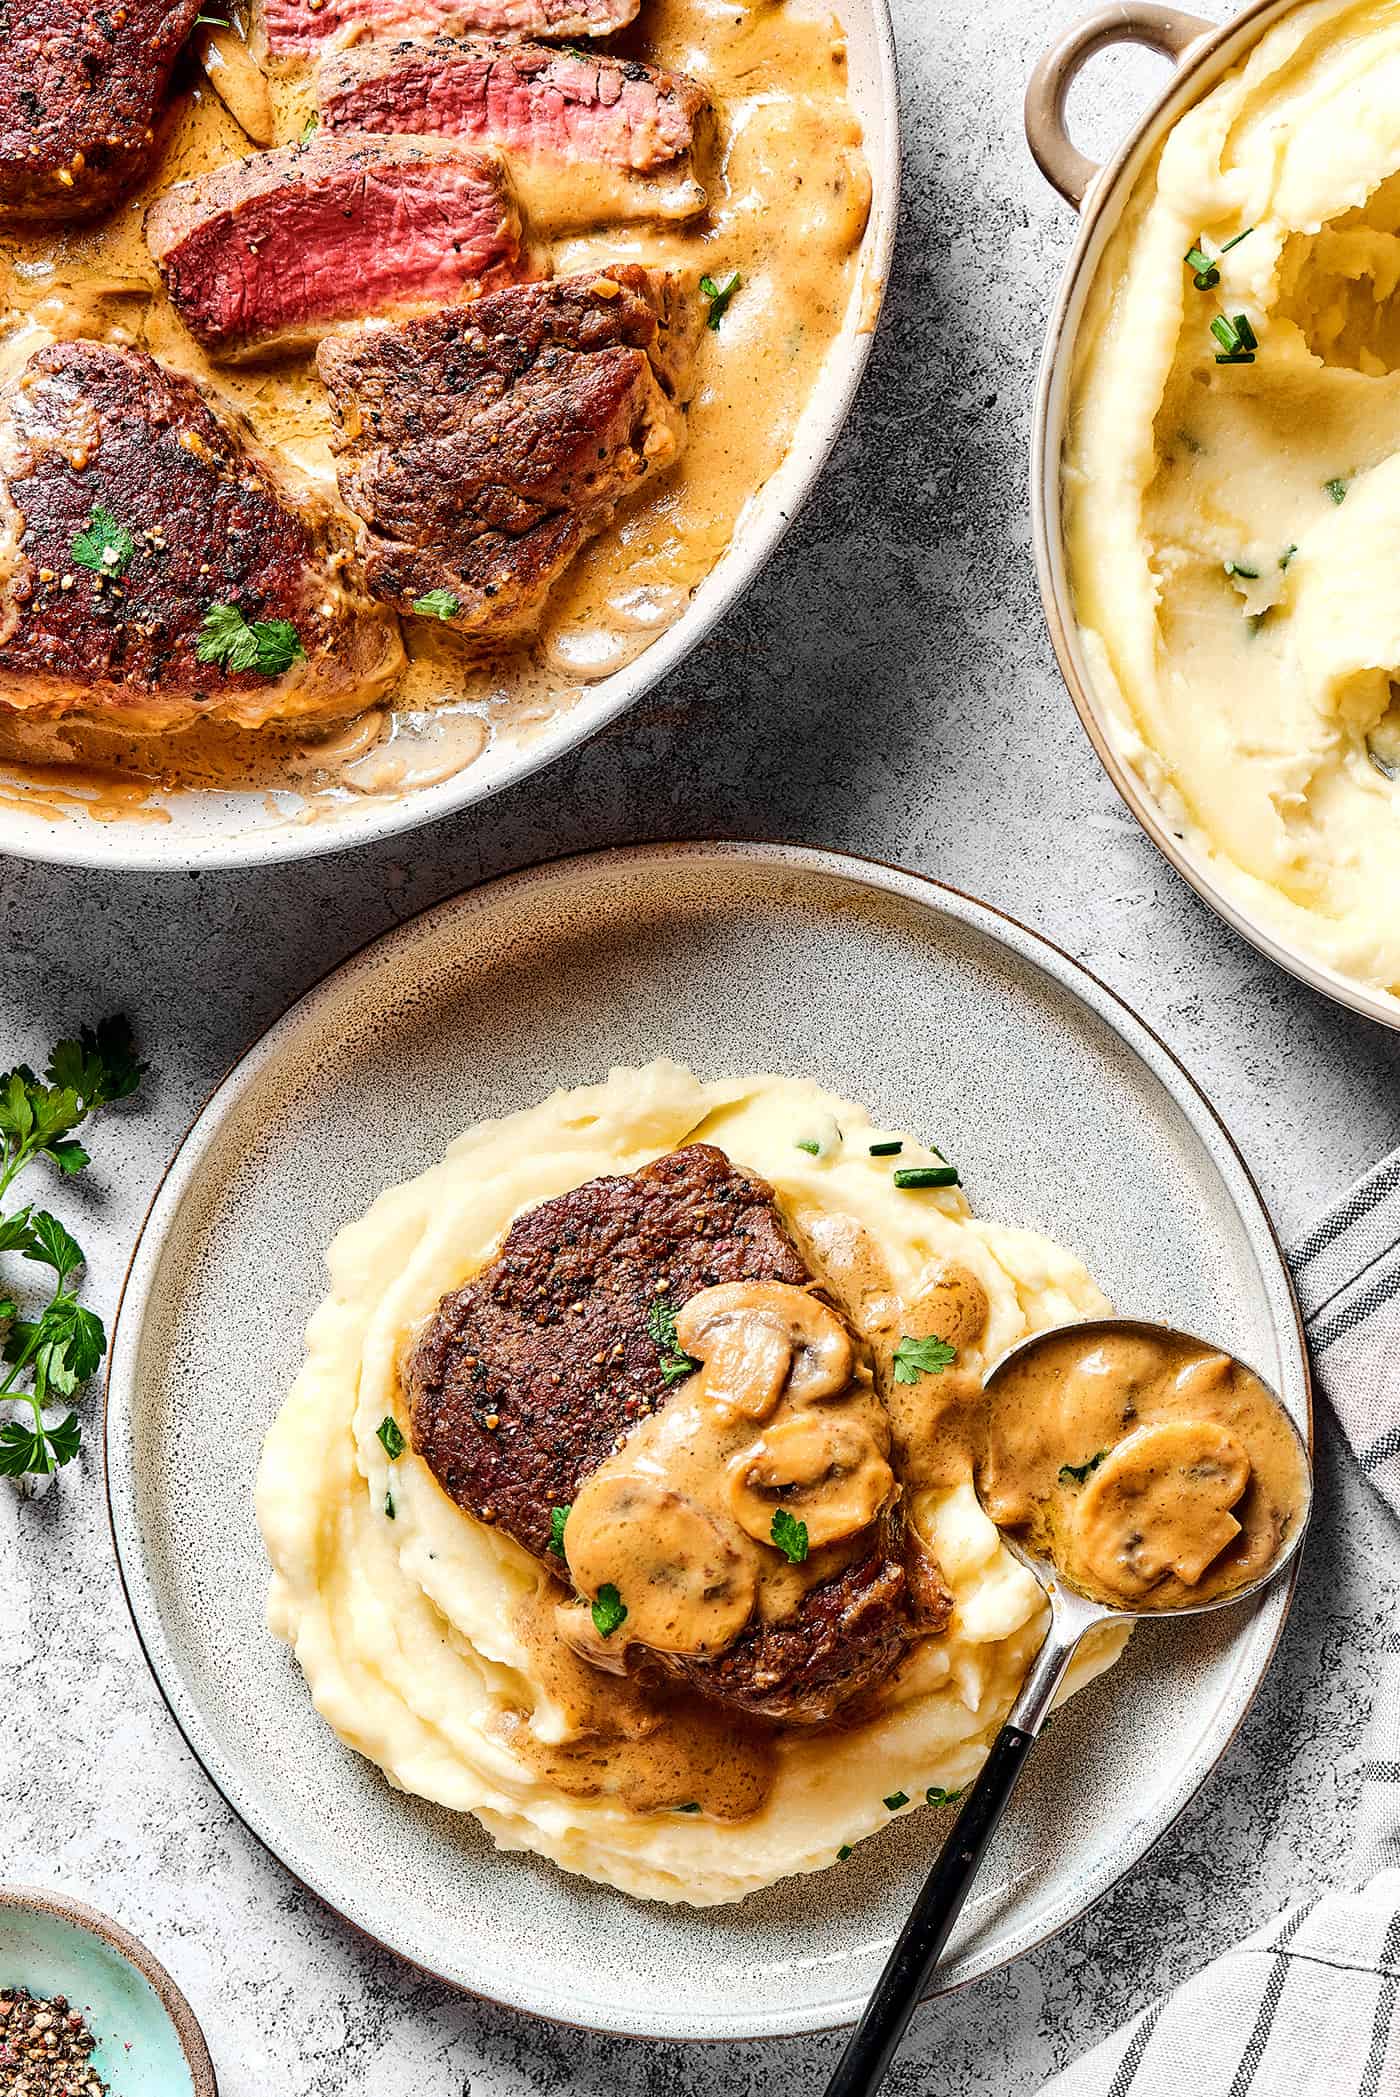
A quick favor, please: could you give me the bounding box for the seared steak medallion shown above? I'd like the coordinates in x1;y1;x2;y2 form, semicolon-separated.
0;342;402;725
316;265;698;643
262;0;641;59
146;134;525;358
0;0;202;222
318;37;711;220
406;1143;929;1725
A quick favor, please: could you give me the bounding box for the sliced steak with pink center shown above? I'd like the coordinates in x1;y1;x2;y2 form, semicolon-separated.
0;342;403;728
146;134;526;358
317;38;712;223
316;265;698;645
262;0;640;61
0;0;203;222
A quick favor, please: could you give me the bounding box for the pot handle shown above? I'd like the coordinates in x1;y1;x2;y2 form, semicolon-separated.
1025;4;1216;211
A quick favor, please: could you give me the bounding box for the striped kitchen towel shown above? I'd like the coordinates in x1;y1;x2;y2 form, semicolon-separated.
1042;1151;1400;2096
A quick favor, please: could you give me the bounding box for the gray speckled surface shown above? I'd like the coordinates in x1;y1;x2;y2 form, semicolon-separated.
2;1;1399;2091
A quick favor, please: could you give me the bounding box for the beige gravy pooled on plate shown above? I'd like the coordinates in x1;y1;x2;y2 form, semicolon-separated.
502;1586;776;1819
0;0;871;808
979;1327;1309;1611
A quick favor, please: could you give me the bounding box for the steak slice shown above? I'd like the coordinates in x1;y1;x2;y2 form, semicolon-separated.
263;0;640;60
316;265;698;643
317;38;711;224
0;342;403;727
146;134;525;358
0;0;202;223
405;1143;922;1727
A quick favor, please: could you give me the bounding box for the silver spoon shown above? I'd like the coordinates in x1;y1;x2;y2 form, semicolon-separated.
823;1318;1313;2097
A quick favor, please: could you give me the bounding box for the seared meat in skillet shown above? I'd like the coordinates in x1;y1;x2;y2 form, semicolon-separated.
0;0;202;223
147;134;526;358
0;342;402;727
262;0;641;60
316;265;697;643
317;36;711;220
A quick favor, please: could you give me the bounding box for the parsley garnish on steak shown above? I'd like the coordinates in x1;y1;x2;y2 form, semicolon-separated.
70;505;135;580
196;604;305;679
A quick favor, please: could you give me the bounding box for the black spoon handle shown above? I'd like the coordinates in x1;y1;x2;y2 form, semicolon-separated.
821;1722;1038;2097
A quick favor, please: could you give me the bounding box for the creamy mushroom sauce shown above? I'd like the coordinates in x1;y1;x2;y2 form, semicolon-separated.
0;0;871;809
558;1281;896;1666
978;1326;1309;1611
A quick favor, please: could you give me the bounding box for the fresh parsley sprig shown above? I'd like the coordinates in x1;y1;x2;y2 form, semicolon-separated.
0;1016;144;1202
591;1583;627;1638
411;589;461;622
71;505;135;580
0;1215;102;1478
700;270;741;331
770;1507;809;1563
0;1018;145;1484
892;1334;957;1384
196;604;305;678
646;1295;699;1385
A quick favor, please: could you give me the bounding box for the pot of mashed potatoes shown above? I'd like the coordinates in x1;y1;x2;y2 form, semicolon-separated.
257;1060;1131;1905
1035;0;1400;1023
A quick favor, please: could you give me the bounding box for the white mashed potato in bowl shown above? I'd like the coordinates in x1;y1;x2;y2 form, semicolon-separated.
256;1062;1126;1906
1065;0;1400;1008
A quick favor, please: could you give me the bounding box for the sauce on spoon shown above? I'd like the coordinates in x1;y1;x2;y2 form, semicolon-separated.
978;1324;1310;1611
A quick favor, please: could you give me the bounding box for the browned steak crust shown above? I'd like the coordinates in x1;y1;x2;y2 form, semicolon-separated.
0;0;202;222
406;1143;920;1725
263;0;642;60
668;1532;914;1728
316;265;698;644
408;1144;809;1553
0;341;402;724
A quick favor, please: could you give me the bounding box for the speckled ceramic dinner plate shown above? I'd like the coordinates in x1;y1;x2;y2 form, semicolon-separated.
104;843;1310;2041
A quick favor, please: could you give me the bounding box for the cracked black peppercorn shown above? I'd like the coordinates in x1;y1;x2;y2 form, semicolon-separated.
0;1988;108;2095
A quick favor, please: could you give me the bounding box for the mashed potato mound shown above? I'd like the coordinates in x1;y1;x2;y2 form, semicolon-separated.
1066;0;1400;1005
256;1063;1125;1905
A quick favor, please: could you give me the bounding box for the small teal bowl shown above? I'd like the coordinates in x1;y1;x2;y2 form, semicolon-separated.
0;1888;216;2095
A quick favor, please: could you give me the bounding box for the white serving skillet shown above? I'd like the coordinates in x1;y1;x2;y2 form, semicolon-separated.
1026;0;1400;1032
0;3;898;872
